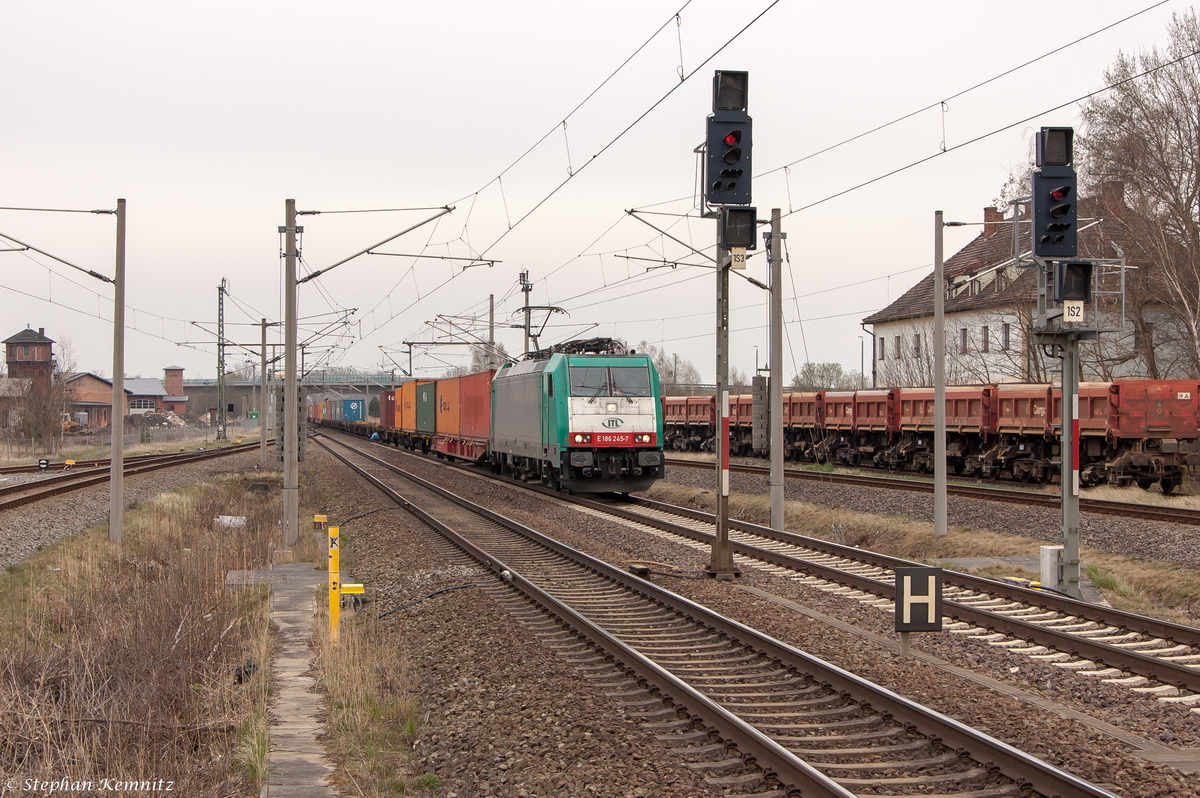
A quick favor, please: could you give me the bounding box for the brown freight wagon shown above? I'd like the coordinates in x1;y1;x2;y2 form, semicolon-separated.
662;396;688;450
782;392;822;460
1054;380;1200;492
889;385;993;473
728;394;755;455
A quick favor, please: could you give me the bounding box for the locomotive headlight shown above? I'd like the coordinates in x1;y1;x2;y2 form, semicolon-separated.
606;402;618;413
574;434;583;443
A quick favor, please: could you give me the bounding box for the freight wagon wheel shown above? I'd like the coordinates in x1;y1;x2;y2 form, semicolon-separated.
1016;468;1033;484
1137;477;1155;491
1161;474;1181;496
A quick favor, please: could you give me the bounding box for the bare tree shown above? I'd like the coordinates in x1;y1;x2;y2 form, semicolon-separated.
634;340;701;395
790;362;866;391
441;342;511;377
1080;9;1200;376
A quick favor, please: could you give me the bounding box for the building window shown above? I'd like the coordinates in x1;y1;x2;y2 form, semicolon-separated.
878;338;885;361
980;325;989;353
130;398;156;410
913;333;921;358
893;336;901;359
1002;323;1011;351
959;328;967;355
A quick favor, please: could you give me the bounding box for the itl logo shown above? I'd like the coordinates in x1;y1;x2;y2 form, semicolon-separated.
602;418;623;429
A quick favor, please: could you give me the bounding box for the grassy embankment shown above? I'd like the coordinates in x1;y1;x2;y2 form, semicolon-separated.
302;467;440;797
647;466;1200;624
59;429;265;461
0;474;278;795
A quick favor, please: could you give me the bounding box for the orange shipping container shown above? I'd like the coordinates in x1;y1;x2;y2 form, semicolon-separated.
398;381;428;433
436;378;462;436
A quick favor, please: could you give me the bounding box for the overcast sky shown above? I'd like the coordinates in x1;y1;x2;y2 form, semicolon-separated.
0;0;1186;384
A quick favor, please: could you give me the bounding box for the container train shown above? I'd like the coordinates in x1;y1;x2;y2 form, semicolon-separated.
311;340;665;493
663;380;1200;494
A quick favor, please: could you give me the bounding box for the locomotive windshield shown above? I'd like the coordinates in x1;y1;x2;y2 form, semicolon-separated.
570;365;652;397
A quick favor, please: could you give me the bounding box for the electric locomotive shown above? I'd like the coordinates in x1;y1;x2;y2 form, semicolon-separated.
489;340;664;492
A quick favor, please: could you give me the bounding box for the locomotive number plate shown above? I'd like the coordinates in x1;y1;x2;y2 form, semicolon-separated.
594;433;633;444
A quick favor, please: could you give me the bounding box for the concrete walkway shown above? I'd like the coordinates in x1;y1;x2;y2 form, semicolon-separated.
228;563;338;798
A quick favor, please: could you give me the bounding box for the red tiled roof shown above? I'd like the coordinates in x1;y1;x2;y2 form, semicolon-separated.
863;191;1150;325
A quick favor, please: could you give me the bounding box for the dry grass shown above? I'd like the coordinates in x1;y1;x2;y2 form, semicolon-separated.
644;481;1200;624
0;475;278;796
56;430;266;462
313;605;436;796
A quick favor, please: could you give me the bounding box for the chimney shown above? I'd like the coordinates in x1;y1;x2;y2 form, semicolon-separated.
983;207;1004;238
38;328;44;336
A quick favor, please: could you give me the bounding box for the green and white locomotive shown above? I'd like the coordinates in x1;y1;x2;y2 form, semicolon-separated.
489;340;664;493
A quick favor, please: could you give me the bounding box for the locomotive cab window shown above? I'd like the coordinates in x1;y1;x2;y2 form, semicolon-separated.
611;366;651;396
569;365;651;397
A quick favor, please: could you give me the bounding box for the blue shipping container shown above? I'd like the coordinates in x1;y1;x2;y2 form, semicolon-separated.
343;398;365;422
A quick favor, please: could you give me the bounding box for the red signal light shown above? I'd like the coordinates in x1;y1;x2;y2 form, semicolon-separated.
724;130;741;146
1050;185;1071;201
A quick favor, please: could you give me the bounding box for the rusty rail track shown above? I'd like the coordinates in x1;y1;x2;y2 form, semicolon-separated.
325;428;1200;695
0;442;265;512
318;434;1116;798
665;457;1200;526
563;491;1200;697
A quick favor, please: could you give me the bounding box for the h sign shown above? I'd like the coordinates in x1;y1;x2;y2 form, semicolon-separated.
894;567;943;632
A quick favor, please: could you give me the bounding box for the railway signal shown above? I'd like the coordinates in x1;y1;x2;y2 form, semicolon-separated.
719;206;757;250
1031;127;1077;258
1053;261;1093;303
704;69;752;581
705;70;752;206
1054;260;1093;324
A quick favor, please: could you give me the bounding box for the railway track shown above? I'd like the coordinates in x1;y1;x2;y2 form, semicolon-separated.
0;452;168;475
317;434;1118;798
566;493;1200;699
0;442;265;511
666;457;1200;526
321;429;1200;698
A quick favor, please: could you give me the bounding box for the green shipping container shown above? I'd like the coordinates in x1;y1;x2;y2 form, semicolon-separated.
416;381;437;434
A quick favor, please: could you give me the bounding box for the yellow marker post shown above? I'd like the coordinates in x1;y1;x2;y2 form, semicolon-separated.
328;525;340;642
313;514;328;530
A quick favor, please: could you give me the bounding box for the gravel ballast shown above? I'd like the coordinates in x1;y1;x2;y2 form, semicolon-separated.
310;436;1200;797
7;436;1198;796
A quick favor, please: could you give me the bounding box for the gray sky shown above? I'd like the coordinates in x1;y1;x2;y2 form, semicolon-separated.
0;0;1185;384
